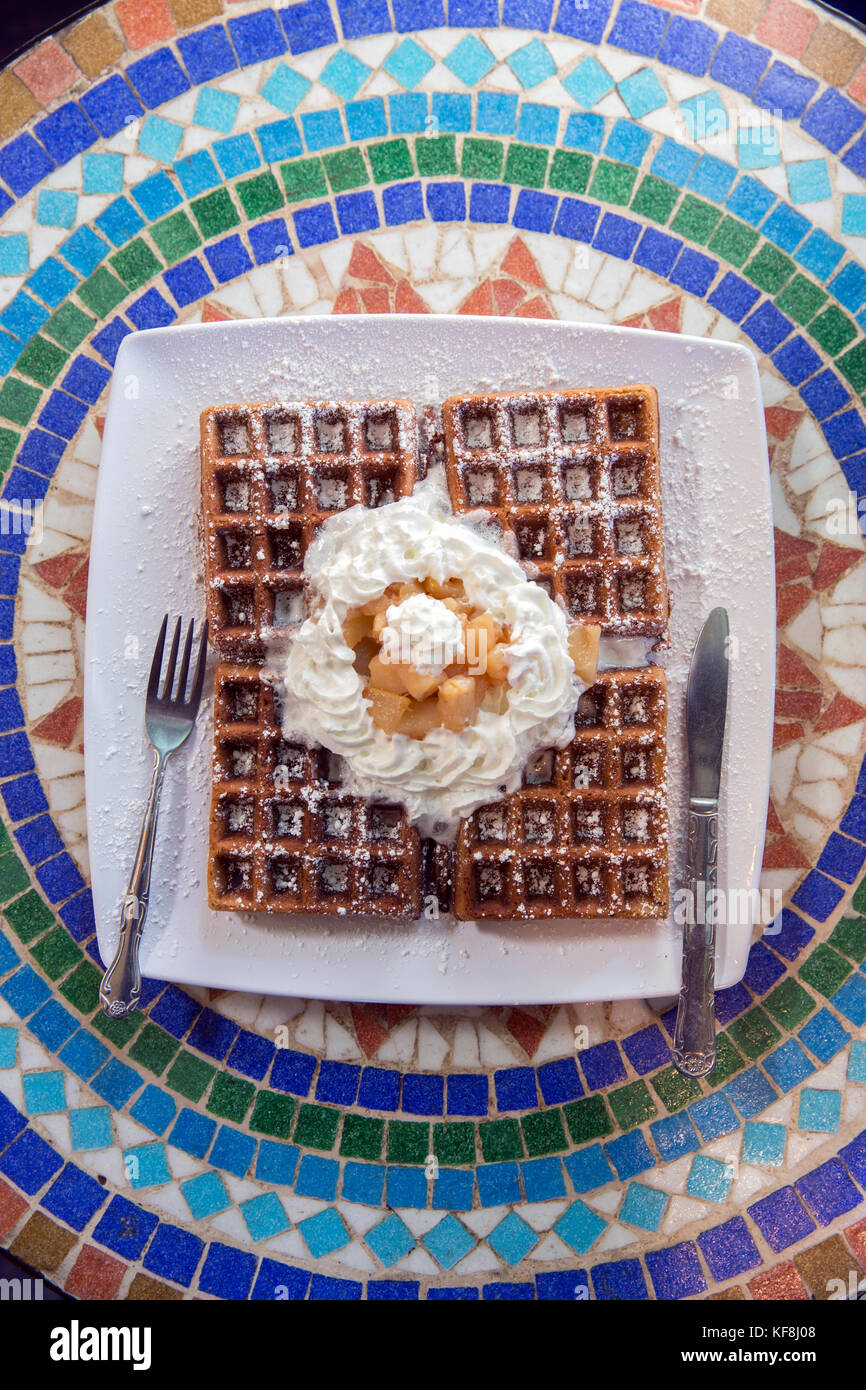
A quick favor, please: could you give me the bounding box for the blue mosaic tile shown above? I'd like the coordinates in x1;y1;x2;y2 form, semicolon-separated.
752;61;816;121
248;217;292;264
477;1161;522;1206
36;190;76;229
34;105;97;166
841;794;866;841
670;247;718;296
299;1207;350;1257
308;1272;361;1299
848;1042;866;1083
169;1108;217;1160
604;118;651;167
688;1093;739;1143
210;1125;256;1178
476;92;519;137
228;9;287;64
796;1156;862;1224
554;1199;606;1254
271;1047;316;1096
689;154;736;201
198;1242;256;1299
554;0;614;44
509;40;556;91
830;973;866;1026
446;35;496;87
180;1170;230;1220
124;1140;171;1189
345;98;388;141
58;1031;109;1082
341;1160;385;1204
432;1168;474;1210
447;1072;488;1115
28;1001;76;1051
658;16;718;77
355;1065;400;1112
516;103;559;145
591;1257;647;1300
797;1009;849;1065
22;1069;66;1115
177;25;237;85
650;138;698;187
337;0;391;38
0;1093;26;1149
680;90;727;140
0;1127;64;1193
0;1028;17;1068
1;965;51;1018
620;1180;667;1231
204;234;253;282
255;1139;299;1186
514;189;557;234
261;63;311;115
126;50;190;108
388;93;429;135
726;174;776;226
503;0;554;28
723;1066;777;1119
384;38;434;90
241;1192;290;1241
129;1084;176;1137
79;75;143;138
840;1130;866;1187
801;373;853;424
738;123;781;171
402;1071;444;1115
366;1213;416;1266
293;202;339;247
763;1038;815;1093
645;1241;706;1300
386;1164;427;1208
748;1185;815;1252
562;111;605;153
188;1007;239;1061
578;1041;626;1091
383;181;423;226
563;57;615;109
295;1154;340;1200
1;292;49;342
257;117;303;163
368;1280;419;1300
278;0;339;55
798;1087;842;1134
762;202;810;253
605;1129;654;1179
772;336;826;387
710;32;770;96
320;50;371;102
743;940;787;994
520;1156;566;1202
802;89;864;155
698;1216;761;1280
143;1223;204;1287
426;1286;479;1300
742;300;793;354
488;1211;538;1264
432;92;472;133
795;228;844;281
494;1066;537;1111
622;1025;671;1075
252;1259;310;1300
0;133;55;198
93;1194;157;1259
687;1155;734;1204
608;0;668;56
650;1112;700;1162
618;68;666;119
0;234;29;275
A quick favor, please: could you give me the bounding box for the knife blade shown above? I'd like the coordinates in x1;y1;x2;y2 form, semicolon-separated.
672;607;730;1078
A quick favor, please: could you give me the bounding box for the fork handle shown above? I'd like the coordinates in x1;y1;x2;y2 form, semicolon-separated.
99;750;167;1018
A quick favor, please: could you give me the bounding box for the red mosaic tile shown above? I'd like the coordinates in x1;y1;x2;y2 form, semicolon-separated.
394;279;428;313
65;1245;125;1300
619;314;646;329
360;287;390;314
766;799;784;836
765;406;803;440
348;243;394;285
812;542;862;591
34;551;81;589
777;643;821;689
814;693;866;732
775;554;812;585
843;1217;866;1269
773;720;805;748
459;280;496;315
763;835;810;869
501;237;545;288
748;1262;809;1299
32;696;82;746
774;528;816;563
514;295;553;319
775;689;821;720
756;0;819;57
333;288;363;313
202;301;233;323
94;415;107;440
13;39;80;104
115;0;177;49
385;1004;416;1025
647;297;682;334
0;1177;27;1241
777;582;813;626
507;1008;546;1058
848;63;866;105
350;1004;389;1057
492;278;525;314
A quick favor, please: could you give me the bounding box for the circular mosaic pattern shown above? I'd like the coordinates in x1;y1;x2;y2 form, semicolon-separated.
0;0;865;1302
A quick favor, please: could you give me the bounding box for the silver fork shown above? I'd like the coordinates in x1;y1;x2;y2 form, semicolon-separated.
100;616;208;1019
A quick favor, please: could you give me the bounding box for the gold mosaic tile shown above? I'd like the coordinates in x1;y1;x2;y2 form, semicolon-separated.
61;13;125;78
166;0;225;29
705;0;765;37
126;1272;184;1300
794;1235;865;1299
0;69;40;141
802;21;866;84
10;1212;77;1272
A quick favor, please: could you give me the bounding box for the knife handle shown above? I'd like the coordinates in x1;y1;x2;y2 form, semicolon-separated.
672;806;718;1078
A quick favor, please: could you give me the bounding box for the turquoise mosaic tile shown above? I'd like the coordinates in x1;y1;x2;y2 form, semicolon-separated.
240;1191;290;1241
193;87;241;135
797;1087;843;1133
680;91;728;140
742;1121;787;1166
686;1156;733;1203
562;56;614;108
320;51;371;102
138;116;184;163
446;36;497;87
508;40;556;91
787;159;832;205
384;39;434;90
618;68;667;119
260;64;312;115
68;1104;113;1150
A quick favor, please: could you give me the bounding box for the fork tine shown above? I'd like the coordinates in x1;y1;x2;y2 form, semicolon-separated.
161;617;182;701
175;620;195;702
189;620;208;711
147;615;168;702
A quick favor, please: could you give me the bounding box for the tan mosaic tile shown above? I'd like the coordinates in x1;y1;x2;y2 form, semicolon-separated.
802;21;866;85
10;1212;77;1273
126;1272;184;1300
61;12;125;79
794;1234;865;1299
706;1284;747;1299
167;0;225;29
0;70;40;141
705;0;764;37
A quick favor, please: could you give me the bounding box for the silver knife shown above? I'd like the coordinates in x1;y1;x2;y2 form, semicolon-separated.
672;607;730;1079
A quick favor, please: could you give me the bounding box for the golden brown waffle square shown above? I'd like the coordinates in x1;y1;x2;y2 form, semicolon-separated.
208;663;422;917
453;668;668;921
201;399;417;659
442;386;667;638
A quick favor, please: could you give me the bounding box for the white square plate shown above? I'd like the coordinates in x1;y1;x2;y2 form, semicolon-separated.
85;316;774;1004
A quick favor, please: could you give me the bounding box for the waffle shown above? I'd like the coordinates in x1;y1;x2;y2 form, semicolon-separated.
208;662;422;917
201;399;418;659
442;387;667;637
453;668;668;920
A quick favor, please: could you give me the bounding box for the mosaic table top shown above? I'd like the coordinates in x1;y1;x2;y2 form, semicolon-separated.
0;0;865;1303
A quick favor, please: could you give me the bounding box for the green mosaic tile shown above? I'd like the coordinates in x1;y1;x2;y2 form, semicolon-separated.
0;429;17;474
563;1094;613;1144
15;336;69;386
93;1008;141;1048
608;1080;658;1130
190;188;240;240
236;170;284;220
478;1117;524;1162
207;1071;255;1122
414;134;457;177
249;1090;296;1138
852;879;866;915
828;914;866;963
0;853;30;903
589;159;637;206
387;1119;429;1164
77;267;127;316
744;244;795;294
650;1065;703;1112
548;148;591;195
323;147;369;194
3;889;55;943
0;824;11;856
110;238;163;291
339;1113;385;1161
433;1122;476;1166
128;1022;179;1076
460;137;504;181
763;977;815;1028
28;925;82;981
521;1107;567;1157
707;216;759;268
810;306;858;356
799;943;853;997
837;341;866;394
59;960;101;1014
280;157;327;203
368;138;414;184
504;142;548;189
630;174;678;224
150;211;202;265
727;1007;782;1061
775;273;827;325
670;194;722;244
44;302;95;351
0;378;40;426
293;1102;340;1151
706;1032;746;1087
166;1050;215;1103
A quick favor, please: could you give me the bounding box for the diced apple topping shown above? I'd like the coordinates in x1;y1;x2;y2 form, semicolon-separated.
568;622;601;686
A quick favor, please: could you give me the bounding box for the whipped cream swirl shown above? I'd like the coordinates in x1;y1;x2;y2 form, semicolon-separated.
272;471;585;838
